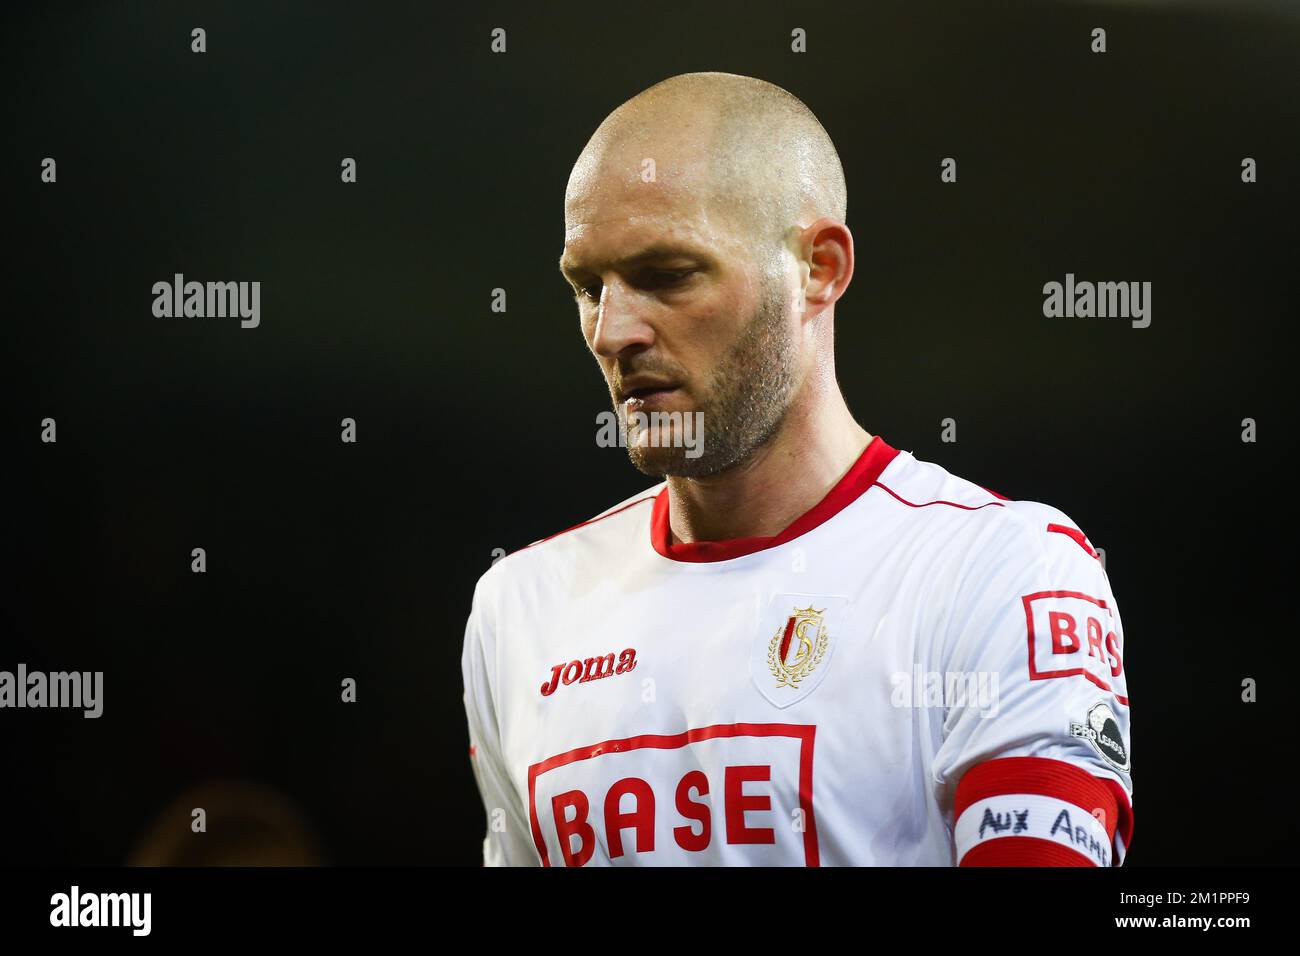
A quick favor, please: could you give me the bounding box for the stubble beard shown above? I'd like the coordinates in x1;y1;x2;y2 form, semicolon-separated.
625;273;799;479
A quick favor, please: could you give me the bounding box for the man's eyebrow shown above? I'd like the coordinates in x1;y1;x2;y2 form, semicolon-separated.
558;244;709;279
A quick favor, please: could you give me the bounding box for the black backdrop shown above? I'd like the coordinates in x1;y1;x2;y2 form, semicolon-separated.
3;0;1296;865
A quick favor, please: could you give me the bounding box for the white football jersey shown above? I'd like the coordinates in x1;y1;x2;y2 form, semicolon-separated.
461;436;1133;867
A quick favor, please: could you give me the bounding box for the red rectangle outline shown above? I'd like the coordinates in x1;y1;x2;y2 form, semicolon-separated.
1022;589;1129;705
527;722;819;867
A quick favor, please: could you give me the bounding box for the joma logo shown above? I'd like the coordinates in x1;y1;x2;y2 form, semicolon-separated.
540;649;637;697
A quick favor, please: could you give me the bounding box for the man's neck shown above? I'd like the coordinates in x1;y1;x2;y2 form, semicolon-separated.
664;391;871;545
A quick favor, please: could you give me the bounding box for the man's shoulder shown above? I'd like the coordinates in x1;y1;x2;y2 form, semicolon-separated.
882;448;1102;564
476;481;665;593
874;447;1012;516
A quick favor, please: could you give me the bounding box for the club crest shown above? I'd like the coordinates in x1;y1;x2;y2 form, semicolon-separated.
752;594;849;708
768;606;829;688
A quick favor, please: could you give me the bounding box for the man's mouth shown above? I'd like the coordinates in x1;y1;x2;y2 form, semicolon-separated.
624;386;677;402
618;378;682;407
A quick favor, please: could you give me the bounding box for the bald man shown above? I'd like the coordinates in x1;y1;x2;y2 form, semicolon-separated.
462;73;1133;867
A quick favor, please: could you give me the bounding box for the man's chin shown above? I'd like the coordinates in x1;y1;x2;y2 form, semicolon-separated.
627;446;723;480
627;445;675;478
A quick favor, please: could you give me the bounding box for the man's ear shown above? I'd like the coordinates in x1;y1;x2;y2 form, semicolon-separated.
799;217;854;317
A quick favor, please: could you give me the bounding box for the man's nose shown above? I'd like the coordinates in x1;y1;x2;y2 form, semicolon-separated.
590;280;655;360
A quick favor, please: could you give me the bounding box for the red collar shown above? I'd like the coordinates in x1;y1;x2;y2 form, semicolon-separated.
650;435;900;563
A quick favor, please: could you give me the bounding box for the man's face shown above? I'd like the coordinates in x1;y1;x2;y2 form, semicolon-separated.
561;164;801;478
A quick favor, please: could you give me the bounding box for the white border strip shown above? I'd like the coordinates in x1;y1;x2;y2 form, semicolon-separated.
956;792;1112;866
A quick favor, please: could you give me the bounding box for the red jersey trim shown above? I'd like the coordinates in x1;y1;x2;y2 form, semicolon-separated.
649;436;901;563
1102;777;1135;853
1046;522;1100;560
955;756;1118;828
871;481;1007;512
961;836;1097;867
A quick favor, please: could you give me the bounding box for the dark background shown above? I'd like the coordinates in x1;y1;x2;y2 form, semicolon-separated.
3;0;1295;865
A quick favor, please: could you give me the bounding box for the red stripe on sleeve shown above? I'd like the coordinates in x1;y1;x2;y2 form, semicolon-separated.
961;836;1098;867
955;756;1117;826
1046;523;1099;559
1102;776;1135;854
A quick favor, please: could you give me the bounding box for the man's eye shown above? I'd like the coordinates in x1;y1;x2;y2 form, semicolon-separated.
644;269;693;289
572;270;693;301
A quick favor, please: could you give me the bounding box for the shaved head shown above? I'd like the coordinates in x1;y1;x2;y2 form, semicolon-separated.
562;72;853;479
566;72;846;256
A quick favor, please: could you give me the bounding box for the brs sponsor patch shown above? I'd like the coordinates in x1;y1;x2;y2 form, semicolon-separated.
526;723;818;867
1021;590;1127;704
